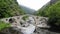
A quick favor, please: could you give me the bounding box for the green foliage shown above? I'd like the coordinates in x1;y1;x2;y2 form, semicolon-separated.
0;0;25;18
37;1;60;26
46;1;60;25
0;21;11;31
36;4;51;17
45;1;60;17
22;15;29;21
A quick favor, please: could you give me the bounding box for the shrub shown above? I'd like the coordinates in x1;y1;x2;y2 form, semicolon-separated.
22;15;29;21
0;21;11;31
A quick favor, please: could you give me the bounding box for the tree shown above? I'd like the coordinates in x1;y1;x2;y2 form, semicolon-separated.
0;0;25;18
45;1;60;26
36;1;60;26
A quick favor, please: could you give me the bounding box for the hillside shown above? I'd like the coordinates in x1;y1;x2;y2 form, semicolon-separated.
36;0;60;16
35;2;50;16
36;0;60;31
20;5;36;14
0;0;25;18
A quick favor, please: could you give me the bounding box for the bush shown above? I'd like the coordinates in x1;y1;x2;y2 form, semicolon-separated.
22;15;29;21
0;21;11;31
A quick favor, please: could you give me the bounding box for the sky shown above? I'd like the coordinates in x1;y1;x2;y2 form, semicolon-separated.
17;0;50;11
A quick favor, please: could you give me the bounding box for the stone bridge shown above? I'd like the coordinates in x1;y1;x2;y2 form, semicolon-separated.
0;15;50;34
